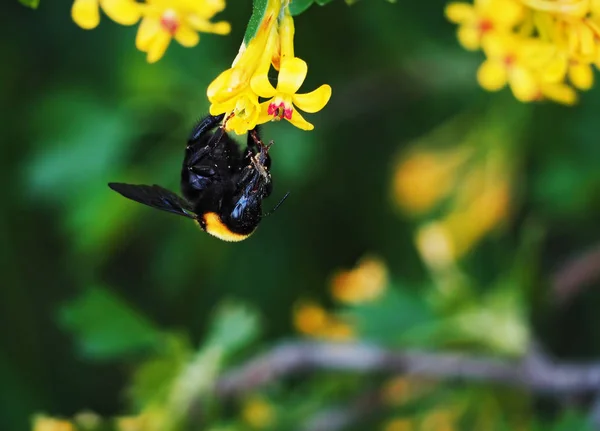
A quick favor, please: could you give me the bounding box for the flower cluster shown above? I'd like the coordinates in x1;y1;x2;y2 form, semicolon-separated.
445;0;600;104
293;256;388;340
393;137;511;270
71;0;230;63
207;0;332;134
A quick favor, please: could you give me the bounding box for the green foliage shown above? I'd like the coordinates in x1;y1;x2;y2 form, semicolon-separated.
18;0;39;9
59;287;164;360
347;287;436;345
289;0;335;16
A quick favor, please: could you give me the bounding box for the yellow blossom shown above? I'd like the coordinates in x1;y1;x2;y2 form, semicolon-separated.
116;415;147;431
446;0;600;102
392;148;469;215
445;0;524;50
383;418;413;431
33;417;74;431
252;57;332;130
251;11;331;131
293;301;355;340
208;2;331;133
522;0;590;18
420;409;456;431
416;179;510;268
71;0;141;30
241;396;276;429
135;0;230;63
207;0;280;134
330;256;388;304
293;301;329;336
477;34;554;101
318;320;355;341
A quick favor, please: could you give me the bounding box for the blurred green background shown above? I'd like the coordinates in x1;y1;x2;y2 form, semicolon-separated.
4;0;600;430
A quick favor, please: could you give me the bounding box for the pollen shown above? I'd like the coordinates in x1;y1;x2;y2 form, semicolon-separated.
267;102;292;120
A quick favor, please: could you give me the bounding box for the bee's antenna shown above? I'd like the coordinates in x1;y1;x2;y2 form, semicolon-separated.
263;191;290;217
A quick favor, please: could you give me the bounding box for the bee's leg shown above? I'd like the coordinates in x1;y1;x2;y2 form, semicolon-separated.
185;114;227;167
247;126;272;170
247;125;261;153
187;114;224;146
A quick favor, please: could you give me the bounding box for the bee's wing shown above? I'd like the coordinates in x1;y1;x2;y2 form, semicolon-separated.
108;183;197;219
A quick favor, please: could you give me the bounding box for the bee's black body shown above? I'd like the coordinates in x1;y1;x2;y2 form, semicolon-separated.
109;114;274;241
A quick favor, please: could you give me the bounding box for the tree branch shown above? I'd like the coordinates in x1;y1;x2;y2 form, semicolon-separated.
553;244;600;304
217;340;600;398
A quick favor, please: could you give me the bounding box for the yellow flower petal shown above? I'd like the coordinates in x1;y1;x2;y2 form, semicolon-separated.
101;0;141;25
279;12;295;59
175;25;199;47
492;0;524;27
250;73;277;98
578;23;595;57
477;59;507;91
292;84;332;113
541;83;578;105
540;55;567;83
569;62;594;90
508;66;538;101
287;109;314;131
136;17;160;51
207;68;235;102
457;25;481;51
146;30;171;63
188;17;231;35
72;0;100;30
481;33;508;58
445;3;475;23
256;100;275;125
277;57;308;95
226;115;254;135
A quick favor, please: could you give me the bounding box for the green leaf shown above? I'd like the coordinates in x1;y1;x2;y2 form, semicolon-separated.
59;287;163;361
244;0;269;43
205;301;261;353
19;0;39;9
347;286;436;345
129;334;192;408
289;0;314;15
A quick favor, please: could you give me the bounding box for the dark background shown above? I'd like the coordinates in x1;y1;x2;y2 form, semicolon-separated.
3;0;600;429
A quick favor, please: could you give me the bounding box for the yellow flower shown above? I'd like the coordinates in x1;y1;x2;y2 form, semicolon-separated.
522;0;590;18
293;301;329;336
383;418;413;431
416;180;510;268
318;320;355;341
538;81;578;104
207;1;280;133
241;396;275;429
330;256;388;304
207;0;331;133
33;416;74;431
393;148;470;215
293;301;355;341
251;57;332;131
135;0;230;63
71;0;141;30
477;34;554;101
116;415;147;431
420;409;456;431
445;0;524;50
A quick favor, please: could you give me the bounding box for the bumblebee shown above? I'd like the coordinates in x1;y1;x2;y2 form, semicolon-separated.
109;114;281;242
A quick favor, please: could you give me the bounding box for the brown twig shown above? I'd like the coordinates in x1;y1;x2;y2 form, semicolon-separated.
217;340;600;398
553;244;600;304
